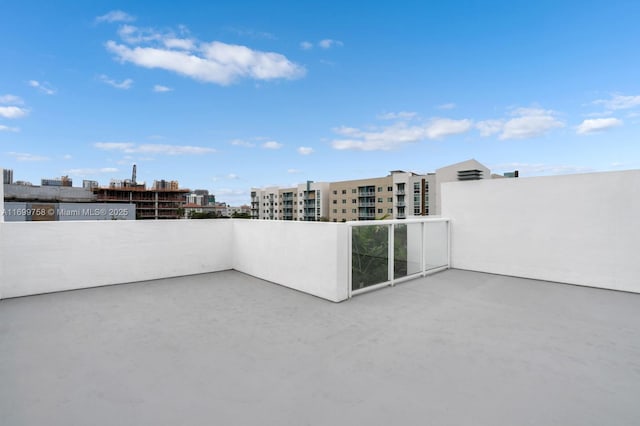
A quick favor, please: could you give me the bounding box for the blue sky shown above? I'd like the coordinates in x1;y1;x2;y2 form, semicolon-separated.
1;1;639;205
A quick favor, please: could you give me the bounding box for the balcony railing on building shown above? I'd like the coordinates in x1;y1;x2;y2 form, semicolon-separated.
358;201;376;207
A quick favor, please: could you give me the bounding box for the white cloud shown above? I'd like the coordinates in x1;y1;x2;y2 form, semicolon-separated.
7;152;49;161
437;103;456;110
226;173;240;180
425;118;473;139
65;167;119;176
105;26;306;85
230;139;256;148
28;80;56;95
62;154;73;160
300;41;313;50
331;118;472;151
593;94;640;111
576;118;623;134
297;146;314;155
96;10;135;23
0;125;20;132
377;111;417;120
0;106;29;119
318;39;343;49
99;74;133;89
94;142;135;151
163;38;195;50
476;119;504;137
287;168;301;174
94;142;215;155
117;25;162;44
153;84;172;92
0;94;23;104
262;141;283;149
499;107;564;140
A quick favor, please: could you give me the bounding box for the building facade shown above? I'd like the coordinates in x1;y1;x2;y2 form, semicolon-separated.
41;176;73;187
251;159;491;221
93;181;189;220
251;181;330;221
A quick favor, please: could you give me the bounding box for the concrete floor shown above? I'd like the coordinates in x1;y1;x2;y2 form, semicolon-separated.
1;269;639;426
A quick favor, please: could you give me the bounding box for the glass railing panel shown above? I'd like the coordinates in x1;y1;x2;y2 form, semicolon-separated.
352;225;389;290
393;223;422;279
424;221;448;271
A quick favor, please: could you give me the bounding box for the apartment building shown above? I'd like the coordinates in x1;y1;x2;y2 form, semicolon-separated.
251;181;330;220
251;159;491;221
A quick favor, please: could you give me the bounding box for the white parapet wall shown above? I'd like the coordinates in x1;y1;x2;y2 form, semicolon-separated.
232;220;350;302
0;218;351;302
0;220;234;299
441;169;640;293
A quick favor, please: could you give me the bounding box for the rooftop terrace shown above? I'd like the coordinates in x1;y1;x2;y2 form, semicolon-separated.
2;269;639;425
2;168;640;425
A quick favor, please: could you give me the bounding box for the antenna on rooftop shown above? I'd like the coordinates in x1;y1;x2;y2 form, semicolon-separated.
132;164;137;185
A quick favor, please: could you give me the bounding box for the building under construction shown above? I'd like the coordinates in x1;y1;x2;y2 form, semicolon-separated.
92;165;189;220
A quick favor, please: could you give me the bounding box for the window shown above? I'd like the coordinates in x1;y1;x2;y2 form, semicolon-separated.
332;190;337;195
388;208;393;213
352;209;357;213
342;199;346;204
387;197;393;202
377;209;383;213
332;209;337;213
332;200;337;204
378;198;383;203
342;209;346;214
352;189;357;193
352;199;357;203
377;187;383;192
342;189;347;194
387;186;393;191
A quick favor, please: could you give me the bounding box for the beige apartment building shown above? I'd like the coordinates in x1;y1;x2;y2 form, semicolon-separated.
251;159;493;221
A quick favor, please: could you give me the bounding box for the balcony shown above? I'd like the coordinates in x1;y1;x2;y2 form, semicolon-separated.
358;201;376;207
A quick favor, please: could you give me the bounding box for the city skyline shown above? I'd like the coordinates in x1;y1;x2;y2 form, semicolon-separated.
1;1;639;204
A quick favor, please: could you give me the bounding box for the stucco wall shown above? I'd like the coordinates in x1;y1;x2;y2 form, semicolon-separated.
441;170;640;293
0;218;351;302
232;220;350;302
0;220;233;299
